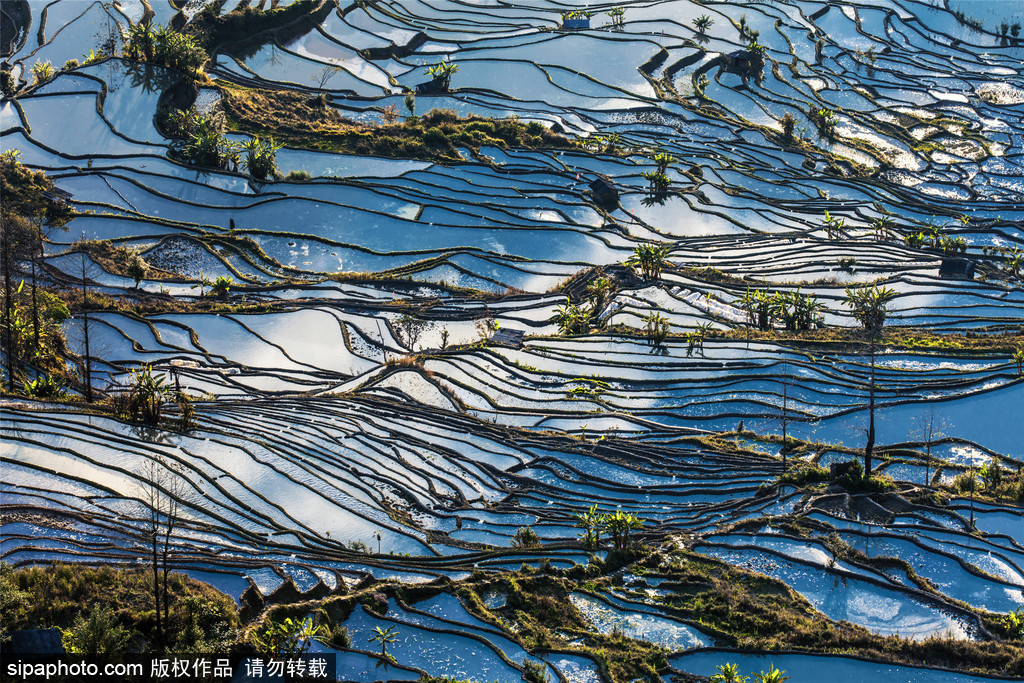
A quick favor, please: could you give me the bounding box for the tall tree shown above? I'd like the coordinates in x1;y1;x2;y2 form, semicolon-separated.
780;359;789;467
1;212;36;391
845;284;897;474
75;250;95;402
137;456;186;652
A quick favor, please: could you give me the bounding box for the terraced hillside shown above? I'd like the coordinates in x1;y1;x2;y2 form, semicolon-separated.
1;0;1022;681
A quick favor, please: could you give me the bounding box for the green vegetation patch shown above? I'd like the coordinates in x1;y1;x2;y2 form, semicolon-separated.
1;562;239;652
219;83;581;163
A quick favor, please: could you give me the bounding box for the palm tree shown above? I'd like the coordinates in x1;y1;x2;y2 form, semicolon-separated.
652;152;677;174
693;15;714;32
870;215;896;241
368;625;398;658
554;300;592;335
823;210;846;239
737;288;761;330
601;509;643;550
845;284;896;335
754;665;789;683
642;312;669;347
190;271;212;297
573;504;603;549
709;663;747;682
211;276;233;297
586;276;616;313
845;284;897;474
1012;347;1023;376
1006;247;1022;277
241;136;281;180
626;243;670;280
425;62;458;90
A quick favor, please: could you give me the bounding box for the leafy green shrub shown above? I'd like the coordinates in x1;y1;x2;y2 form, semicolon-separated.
60;606;132;663
22;375;66;398
779;465;829;487
525;121;546;136
118;365;169;424
0;69;15;97
126;249;149;288
251;617;322;658
241;136;280;180
31;60;55;85
423;127;447;146
512;526;541;548
522;660;550;683
325;624;350;649
211;276;233;297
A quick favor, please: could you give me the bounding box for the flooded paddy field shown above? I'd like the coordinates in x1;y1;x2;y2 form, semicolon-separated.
1;0;1022;680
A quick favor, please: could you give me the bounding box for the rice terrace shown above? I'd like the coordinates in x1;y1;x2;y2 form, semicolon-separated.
1;0;1023;681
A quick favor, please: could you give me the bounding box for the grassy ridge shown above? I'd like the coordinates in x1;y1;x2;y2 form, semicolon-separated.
219;83;581;163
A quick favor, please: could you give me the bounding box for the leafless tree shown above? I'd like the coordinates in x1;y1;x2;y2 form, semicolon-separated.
396;313;427;351
313;65;343;91
780;360;790;468
912;406;947;486
137;456;187;651
73;249;99;402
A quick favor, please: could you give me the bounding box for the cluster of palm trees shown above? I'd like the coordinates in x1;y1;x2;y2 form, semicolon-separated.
572;505;644;551
685;321;714;356
822;210;846;239
738;289;824;332
165;107;233;169
424;62;458;90
553;276;617;335
165;107;278;178
626;243;671;280
124;23;207;75
809;106;839;139
586;132;623;154
240;137;282;181
561;10;595;21
987;245;1023;278
31;60;55;85
904;225;967;254
642;312;670;347
869;214;897;241
710;662;788;683
641;152;676;194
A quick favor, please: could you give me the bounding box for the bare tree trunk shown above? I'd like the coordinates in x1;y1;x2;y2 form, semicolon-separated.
781;360;789;468
79;252;93;402
924;410;933;486
160;496;178;640
969;466;975;528
29;251;39;351
865;335;876;475
2;232;14;392
151;521;163;651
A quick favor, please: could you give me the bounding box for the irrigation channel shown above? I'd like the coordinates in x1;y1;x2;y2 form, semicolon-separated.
1;0;1022;680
